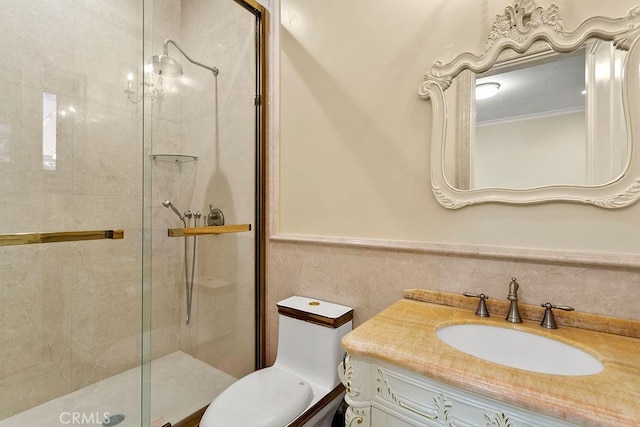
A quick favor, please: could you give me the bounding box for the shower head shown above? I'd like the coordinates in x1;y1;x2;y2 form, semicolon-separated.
162;200;186;227
149;39;218;77
152;54;183;77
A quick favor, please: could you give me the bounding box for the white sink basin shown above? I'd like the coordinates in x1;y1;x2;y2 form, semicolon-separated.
436;324;603;376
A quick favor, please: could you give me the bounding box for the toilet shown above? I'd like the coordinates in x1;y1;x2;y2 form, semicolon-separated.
199;296;353;427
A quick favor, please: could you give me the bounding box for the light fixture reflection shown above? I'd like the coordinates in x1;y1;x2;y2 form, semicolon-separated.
476;82;501;100
124;71;164;103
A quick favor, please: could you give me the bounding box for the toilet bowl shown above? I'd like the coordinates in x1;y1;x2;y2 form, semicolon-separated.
199;296;353;427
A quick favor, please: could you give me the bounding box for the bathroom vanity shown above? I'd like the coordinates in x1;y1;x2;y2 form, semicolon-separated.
340;291;640;427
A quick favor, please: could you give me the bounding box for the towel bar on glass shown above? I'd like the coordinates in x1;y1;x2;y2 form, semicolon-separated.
0;229;124;246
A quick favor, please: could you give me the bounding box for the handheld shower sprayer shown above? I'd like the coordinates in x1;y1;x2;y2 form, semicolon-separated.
162;200;186;227
162;199;197;325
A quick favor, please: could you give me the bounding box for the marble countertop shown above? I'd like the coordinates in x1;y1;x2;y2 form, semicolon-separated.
341;293;640;427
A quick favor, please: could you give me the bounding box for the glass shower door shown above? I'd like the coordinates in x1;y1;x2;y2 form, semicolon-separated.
0;0;147;425
0;0;265;424
144;0;264;425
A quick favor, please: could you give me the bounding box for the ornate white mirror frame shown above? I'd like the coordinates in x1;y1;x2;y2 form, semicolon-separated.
418;1;640;209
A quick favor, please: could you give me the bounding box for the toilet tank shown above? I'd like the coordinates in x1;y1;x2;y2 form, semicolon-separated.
274;296;353;391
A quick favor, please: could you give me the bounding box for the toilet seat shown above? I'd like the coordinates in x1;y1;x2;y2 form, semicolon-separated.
199;367;313;427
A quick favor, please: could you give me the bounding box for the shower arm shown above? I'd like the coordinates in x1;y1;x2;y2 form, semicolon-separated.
164;39;219;76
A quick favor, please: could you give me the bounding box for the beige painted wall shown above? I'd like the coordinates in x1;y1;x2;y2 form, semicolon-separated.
277;0;639;254
266;0;640;363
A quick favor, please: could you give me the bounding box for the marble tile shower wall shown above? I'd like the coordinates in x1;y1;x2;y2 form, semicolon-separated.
0;0;146;419
149;0;184;362
266;241;640;364
176;0;257;379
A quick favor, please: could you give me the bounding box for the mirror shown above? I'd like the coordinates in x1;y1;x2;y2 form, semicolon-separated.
418;1;640;209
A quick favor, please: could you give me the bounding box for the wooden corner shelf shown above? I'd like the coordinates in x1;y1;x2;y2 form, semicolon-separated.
167;224;251;237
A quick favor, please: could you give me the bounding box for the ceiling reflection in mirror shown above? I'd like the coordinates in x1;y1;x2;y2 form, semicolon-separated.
450;42;628;190
418;0;640;208
476;52;585;125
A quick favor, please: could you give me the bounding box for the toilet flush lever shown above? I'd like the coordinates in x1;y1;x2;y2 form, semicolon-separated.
463;292;490;317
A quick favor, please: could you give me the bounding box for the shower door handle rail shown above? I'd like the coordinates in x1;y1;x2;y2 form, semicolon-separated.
168;224;251;237
0;229;124;246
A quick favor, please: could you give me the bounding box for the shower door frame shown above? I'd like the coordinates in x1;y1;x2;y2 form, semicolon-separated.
232;0;268;372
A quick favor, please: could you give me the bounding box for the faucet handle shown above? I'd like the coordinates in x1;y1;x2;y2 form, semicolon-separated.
540;302;575;329
206;205;225;226
463;292;490;317
507;277;519;300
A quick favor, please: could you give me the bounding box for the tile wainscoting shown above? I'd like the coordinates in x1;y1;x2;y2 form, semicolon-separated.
265;236;640;364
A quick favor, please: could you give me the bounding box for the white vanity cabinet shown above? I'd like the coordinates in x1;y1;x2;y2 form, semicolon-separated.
343;355;578;427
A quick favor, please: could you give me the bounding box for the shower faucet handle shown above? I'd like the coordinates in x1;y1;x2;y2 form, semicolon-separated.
206;205;225;226
184;210;193;227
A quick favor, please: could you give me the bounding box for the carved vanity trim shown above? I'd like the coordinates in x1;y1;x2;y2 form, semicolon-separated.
344;355;578;427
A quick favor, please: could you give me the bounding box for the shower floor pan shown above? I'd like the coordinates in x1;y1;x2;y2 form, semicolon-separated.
0;351;236;427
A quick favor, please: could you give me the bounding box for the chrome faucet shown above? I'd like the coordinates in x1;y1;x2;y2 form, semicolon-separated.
505;277;523;323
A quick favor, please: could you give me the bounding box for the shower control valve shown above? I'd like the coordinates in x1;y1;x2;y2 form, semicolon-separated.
184;210;193;227
206;204;224;226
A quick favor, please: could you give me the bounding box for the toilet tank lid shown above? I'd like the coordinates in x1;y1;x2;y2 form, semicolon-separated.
277;296;353;329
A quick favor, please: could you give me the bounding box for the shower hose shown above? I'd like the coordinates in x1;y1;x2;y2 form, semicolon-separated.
184;216;198;325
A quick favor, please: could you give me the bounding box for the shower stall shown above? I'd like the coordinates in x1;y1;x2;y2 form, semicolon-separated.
0;0;265;426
